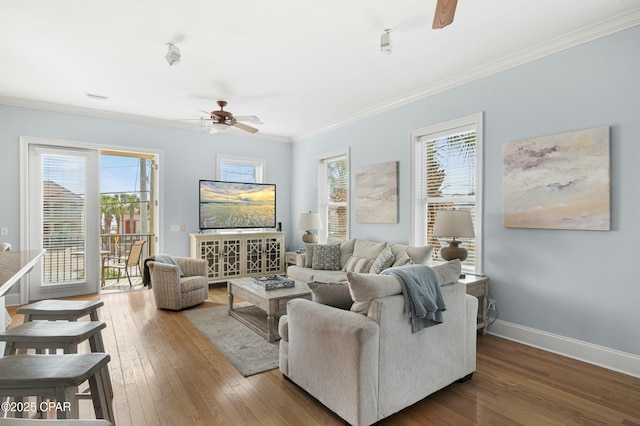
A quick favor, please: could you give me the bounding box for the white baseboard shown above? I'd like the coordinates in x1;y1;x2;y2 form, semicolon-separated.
488;319;640;379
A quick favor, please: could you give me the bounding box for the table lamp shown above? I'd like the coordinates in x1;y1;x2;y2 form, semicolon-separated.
299;212;322;244
433;210;475;261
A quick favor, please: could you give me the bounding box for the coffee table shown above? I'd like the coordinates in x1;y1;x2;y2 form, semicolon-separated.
227;277;311;343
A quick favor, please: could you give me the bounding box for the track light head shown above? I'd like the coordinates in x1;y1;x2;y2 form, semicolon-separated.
380;29;392;54
165;43;181;66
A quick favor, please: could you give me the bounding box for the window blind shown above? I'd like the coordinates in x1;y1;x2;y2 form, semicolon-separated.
42;154;86;283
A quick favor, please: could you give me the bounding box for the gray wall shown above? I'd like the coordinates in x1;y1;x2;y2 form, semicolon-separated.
0;106;293;255
292;26;640;357
1;25;637;361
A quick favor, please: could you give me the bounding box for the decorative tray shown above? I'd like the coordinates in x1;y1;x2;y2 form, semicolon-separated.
250;275;295;291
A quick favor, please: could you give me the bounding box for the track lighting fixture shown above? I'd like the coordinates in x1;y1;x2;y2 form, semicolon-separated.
380;29;392;54
165;43;181;66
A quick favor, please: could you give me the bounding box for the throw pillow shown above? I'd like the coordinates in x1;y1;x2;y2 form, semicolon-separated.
347;272;402;314
312;244;341;270
304;243;319;268
342;256;374;273
307;281;353;310
391;250;414;268
431;259;462;286
390;243;434;266
369;244;395;274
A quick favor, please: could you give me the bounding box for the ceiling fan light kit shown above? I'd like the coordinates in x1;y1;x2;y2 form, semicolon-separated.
165;43;181;66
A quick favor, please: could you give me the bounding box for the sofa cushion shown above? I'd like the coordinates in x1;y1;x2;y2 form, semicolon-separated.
343;256;374;273
347;272;402;314
339;239;356;269
353;239;386;260
312;244;342;270
287;265;316;283
308;281;353;310
369;244;395;274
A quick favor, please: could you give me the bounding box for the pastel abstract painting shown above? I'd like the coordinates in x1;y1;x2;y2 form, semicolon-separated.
355;161;398;223
503;126;610;230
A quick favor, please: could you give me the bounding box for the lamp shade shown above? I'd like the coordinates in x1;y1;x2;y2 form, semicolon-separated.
298;212;322;231
433;210;475;238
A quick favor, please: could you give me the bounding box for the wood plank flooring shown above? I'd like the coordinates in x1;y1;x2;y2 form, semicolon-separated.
6;287;640;425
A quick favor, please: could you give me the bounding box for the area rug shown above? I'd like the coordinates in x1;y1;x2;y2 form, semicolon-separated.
182;302;280;377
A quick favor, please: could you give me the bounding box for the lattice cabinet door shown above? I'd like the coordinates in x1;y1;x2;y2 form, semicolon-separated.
245;237;264;276
199;239;221;280
263;237;282;274
221;238;242;279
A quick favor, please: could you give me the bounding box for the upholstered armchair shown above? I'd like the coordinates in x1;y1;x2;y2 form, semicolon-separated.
148;257;208;310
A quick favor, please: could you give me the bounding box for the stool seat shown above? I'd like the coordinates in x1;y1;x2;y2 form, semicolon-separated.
0;321;107;356
17;300;104;322
0;354;113;421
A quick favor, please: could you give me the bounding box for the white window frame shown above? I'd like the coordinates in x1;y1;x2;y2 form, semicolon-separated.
316;148;350;244
410;112;484;274
216;154;266;183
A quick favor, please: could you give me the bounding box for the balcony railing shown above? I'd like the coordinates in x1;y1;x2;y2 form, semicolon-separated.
42;233;154;284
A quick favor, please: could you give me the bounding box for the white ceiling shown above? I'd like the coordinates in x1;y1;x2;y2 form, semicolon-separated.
1;0;639;142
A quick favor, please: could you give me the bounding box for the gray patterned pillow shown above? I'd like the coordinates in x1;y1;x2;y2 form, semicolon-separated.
312;244;342;270
369;244;395;274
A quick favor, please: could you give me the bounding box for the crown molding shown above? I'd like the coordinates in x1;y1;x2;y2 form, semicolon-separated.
0;96;292;144
292;11;640;142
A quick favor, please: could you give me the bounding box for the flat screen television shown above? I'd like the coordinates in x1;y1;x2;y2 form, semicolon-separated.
199;180;276;230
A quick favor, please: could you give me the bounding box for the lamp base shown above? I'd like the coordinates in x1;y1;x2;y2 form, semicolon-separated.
440;240;468;262
302;231;317;244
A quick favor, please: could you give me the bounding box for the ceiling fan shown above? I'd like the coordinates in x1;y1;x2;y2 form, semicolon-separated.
432;0;458;29
199;100;261;134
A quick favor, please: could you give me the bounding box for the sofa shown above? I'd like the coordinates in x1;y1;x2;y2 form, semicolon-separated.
148;257;208;310
279;260;477;426
287;238;435;284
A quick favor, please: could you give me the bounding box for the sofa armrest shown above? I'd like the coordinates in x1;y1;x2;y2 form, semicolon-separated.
285;298;380;426
175;257;207;277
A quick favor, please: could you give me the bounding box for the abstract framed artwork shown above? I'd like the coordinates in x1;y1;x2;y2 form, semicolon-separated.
503;126;610;231
355;161;398;224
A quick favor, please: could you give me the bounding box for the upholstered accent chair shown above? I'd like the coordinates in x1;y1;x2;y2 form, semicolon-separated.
148;257;208;310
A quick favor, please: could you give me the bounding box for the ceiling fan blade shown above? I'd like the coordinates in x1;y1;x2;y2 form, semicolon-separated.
199;109;212;115
233;122;259;134
432;0;458;29
233;115;262;123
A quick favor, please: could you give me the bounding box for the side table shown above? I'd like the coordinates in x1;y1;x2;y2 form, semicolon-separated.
459;274;490;335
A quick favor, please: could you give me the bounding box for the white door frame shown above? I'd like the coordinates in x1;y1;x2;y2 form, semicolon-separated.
19;136;163;304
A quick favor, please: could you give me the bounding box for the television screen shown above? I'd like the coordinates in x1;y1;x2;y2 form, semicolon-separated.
199;180;276;230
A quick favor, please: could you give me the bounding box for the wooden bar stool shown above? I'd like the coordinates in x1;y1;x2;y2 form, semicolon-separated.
17;300;104;322
0;321;107;356
0;354;114;423
0;321;113;401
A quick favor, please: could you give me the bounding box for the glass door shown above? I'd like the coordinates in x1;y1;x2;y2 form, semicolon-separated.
27;145;100;301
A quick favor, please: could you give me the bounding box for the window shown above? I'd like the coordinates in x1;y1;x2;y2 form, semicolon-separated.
217;155;266;183
316;150;349;243
411;113;483;273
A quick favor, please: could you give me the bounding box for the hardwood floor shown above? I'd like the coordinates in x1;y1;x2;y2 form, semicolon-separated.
6;287;640;425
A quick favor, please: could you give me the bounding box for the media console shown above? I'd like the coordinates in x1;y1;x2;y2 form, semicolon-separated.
190;232;285;284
